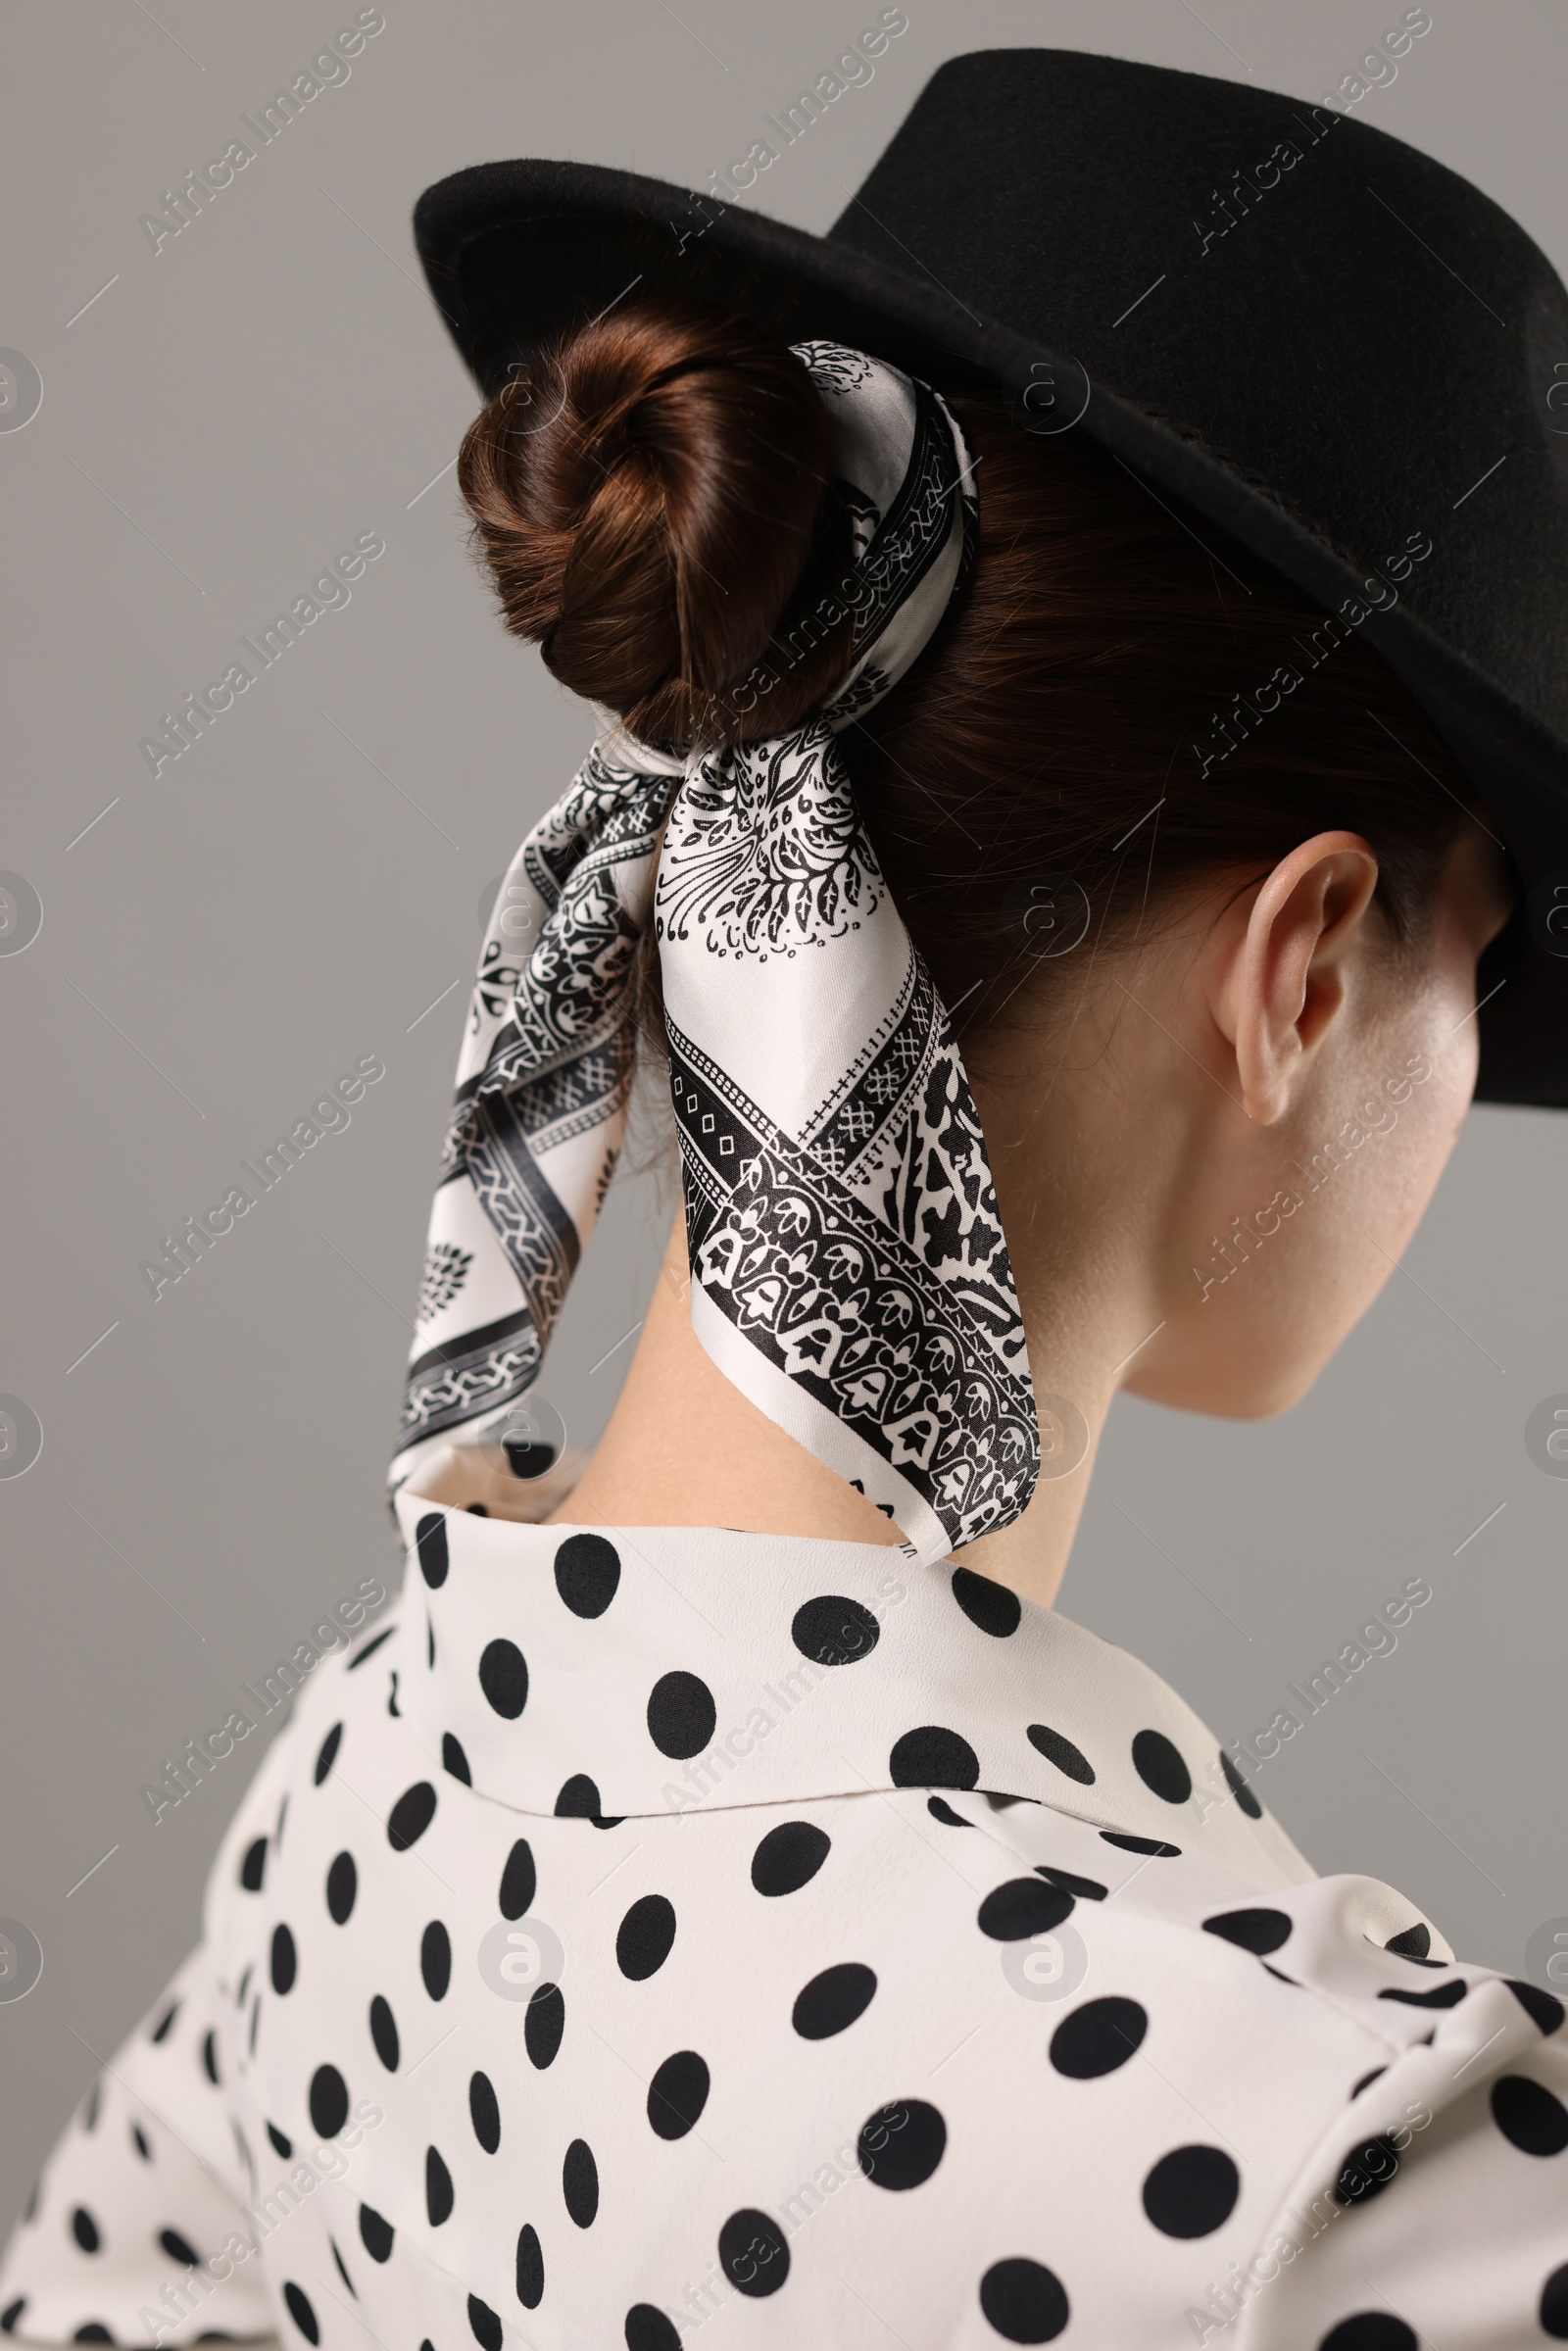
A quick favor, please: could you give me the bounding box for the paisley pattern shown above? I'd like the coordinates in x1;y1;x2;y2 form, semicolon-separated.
653;730;880;957
393;341;1036;1561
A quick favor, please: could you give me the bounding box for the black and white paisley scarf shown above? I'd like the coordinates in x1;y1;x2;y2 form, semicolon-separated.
393;341;1039;1563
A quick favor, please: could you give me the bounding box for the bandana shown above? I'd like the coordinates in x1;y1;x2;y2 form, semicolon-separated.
392;341;1039;1562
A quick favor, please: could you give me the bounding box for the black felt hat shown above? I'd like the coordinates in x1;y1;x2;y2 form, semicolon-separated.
414;46;1568;1107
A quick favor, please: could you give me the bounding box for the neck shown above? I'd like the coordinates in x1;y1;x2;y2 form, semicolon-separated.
550;1173;1160;1609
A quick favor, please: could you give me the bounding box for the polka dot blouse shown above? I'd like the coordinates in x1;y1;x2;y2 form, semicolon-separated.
4;1492;1566;2348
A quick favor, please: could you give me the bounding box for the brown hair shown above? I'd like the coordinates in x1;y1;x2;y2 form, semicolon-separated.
458;293;1470;1052
458;295;856;755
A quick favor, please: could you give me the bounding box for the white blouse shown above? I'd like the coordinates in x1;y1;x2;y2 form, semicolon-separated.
3;1490;1565;2350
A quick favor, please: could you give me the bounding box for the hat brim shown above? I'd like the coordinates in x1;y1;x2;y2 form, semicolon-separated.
415;157;1568;1107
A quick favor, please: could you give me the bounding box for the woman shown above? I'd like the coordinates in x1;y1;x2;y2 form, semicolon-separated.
4;47;1566;2351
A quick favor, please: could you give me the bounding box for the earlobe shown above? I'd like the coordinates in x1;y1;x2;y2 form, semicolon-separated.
1222;833;1380;1125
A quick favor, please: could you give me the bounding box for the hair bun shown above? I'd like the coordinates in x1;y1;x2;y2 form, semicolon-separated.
457;293;855;750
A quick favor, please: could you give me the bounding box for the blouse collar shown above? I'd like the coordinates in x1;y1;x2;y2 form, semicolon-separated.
387;1490;1311;1886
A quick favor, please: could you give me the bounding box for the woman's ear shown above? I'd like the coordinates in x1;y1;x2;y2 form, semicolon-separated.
1214;831;1381;1126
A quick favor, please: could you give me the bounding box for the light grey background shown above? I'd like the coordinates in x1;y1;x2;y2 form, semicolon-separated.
3;0;1566;2232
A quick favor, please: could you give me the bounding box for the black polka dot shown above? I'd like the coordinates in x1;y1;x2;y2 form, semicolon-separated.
0;2301;24;2334
132;2128;151;2161
647;2049;710;2141
329;2239;356;2297
793;1963;877;2040
1050;1996;1148;2079
950;1566;1022;1638
555;1773;621;1828
387;1783;437;1850
467;2297;502;2351
202;2029;220;2085
858;2099;946;2190
555;1532;620;1617
1036;1866;1107;1900
978;2257;1070;2342
72;2330;111;2345
1506;1978;1566;2036
624;2308;681;2351
717;2210;789;2297
1132;1729;1192;1804
314;1723;343;1786
72;2208;100;2253
1219;1748;1263;1820
1542;2264;1568;2338
239;1838;267;1892
978;1879;1074;1941
158;2229;199;2267
751;1820;830;1895
791;1593;880;1666
1492;2074;1568;2156
617;1894;676;1980
890;1727;979;1788
267;2123;291;2159
1383;1921;1431;1959
368;1995;399;2071
1377;1979;1466;2009
647;1672;716;1758
150;2000;179;2042
358;2205;393;2264
282;2284;318;2345
309;2065;349;2139
442;1732;471;1784
563;2139;598;2228
1142;2146;1240;2236
1025;1724;1095;1785
421;1920;452;2000
1203;1907;1293;1955
325;1851;357;1925
1333;2134;1402;2205
525;1983;564;2070
270;1924;297;1995
348;1627;393;1671
1317;2320;1418;2350
479;1640;528;1720
515;2223;544;2308
499;1837;537;1919
469;2071;501;2154
416;1512;448;1588
426;2144;454;2226
927;1797;972;1828
1351;2067;1388;2098
1101;1831;1181;1857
